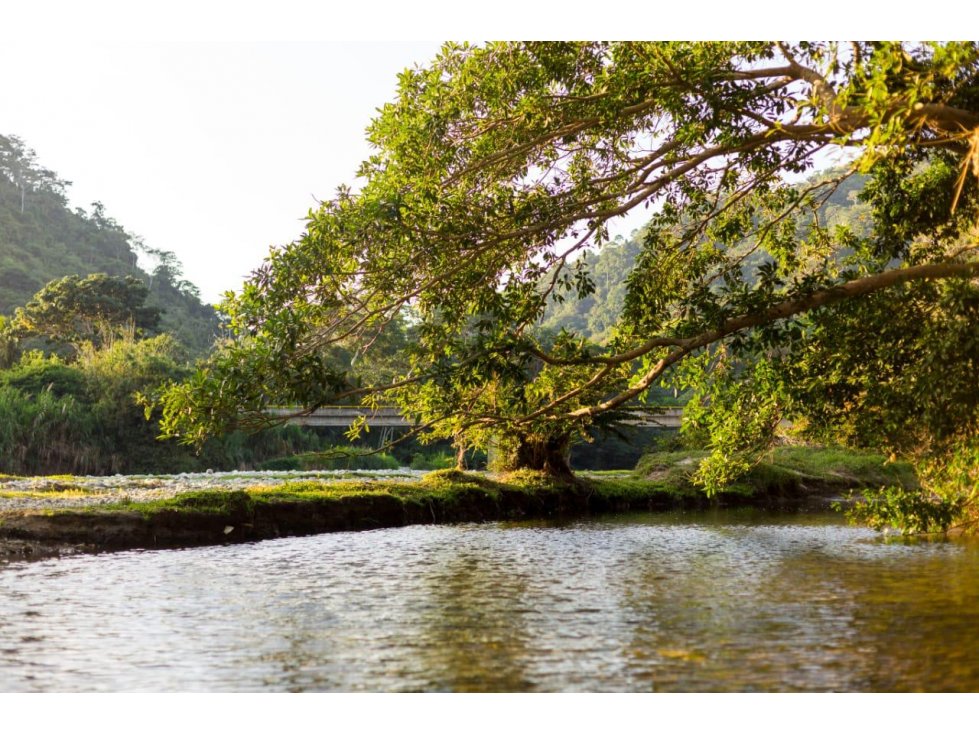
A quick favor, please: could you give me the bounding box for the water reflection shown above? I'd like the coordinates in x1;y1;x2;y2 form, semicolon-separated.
410;548;534;691
1;510;979;691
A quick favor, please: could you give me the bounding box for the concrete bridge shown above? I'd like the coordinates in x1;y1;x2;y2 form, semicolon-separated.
267;406;684;429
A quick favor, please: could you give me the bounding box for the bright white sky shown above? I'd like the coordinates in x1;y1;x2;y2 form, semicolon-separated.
0;2;957;304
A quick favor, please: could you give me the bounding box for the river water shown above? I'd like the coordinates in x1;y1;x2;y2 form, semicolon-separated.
2;508;978;692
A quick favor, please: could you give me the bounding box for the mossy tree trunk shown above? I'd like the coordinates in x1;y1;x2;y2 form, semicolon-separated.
491;432;574;480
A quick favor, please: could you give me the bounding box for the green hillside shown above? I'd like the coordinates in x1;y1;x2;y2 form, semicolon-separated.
540;231;643;344
0;133;219;356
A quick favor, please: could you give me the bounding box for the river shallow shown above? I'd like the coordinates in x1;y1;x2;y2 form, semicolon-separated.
2;508;978;692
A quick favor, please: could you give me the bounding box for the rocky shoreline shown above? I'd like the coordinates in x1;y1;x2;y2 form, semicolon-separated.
0;468;428;512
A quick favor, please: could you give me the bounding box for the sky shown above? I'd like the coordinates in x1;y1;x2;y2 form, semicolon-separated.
0;3;961;305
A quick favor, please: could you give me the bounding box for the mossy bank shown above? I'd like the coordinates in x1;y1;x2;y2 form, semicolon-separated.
0;447;916;559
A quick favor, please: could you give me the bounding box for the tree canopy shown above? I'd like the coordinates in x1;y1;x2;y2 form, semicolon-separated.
157;42;979;495
8;273;160;348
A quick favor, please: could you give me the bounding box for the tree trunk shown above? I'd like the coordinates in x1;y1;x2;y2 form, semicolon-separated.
455;442;467;470
508;434;574;480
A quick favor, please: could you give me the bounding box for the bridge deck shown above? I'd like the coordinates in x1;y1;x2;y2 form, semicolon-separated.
267;406;683;428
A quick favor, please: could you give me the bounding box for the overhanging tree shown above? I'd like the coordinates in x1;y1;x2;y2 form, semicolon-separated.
157;42;979;501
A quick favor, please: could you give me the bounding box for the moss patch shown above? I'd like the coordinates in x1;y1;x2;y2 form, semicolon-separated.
767;446;917;487
633;446;917;499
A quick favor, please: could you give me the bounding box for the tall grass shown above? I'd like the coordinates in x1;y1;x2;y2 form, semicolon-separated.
0;336;332;475
0;386;99;474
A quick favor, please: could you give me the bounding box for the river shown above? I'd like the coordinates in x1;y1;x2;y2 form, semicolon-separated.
2;508;978;692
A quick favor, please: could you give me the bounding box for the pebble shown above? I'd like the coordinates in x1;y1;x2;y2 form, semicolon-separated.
0;469;428;512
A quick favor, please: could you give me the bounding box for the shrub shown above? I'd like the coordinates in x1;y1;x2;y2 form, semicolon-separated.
0;385;98;474
410;451;456;470
0;353;88;398
847;485;964;535
258;456;302;471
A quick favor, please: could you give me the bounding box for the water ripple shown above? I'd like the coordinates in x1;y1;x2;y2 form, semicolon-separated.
2;509;978;691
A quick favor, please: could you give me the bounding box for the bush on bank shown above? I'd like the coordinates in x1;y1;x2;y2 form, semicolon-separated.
0;336;327;475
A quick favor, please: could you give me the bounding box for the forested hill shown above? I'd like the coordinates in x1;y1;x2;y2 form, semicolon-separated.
540;232;643;344
0;134;219;356
542;169;870;344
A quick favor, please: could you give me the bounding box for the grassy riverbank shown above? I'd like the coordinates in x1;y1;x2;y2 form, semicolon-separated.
0;447;916;559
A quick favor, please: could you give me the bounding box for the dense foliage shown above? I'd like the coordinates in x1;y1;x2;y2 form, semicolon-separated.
154;42;979;529
542;170;872;345
9;273;160;347
0;334;331;475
